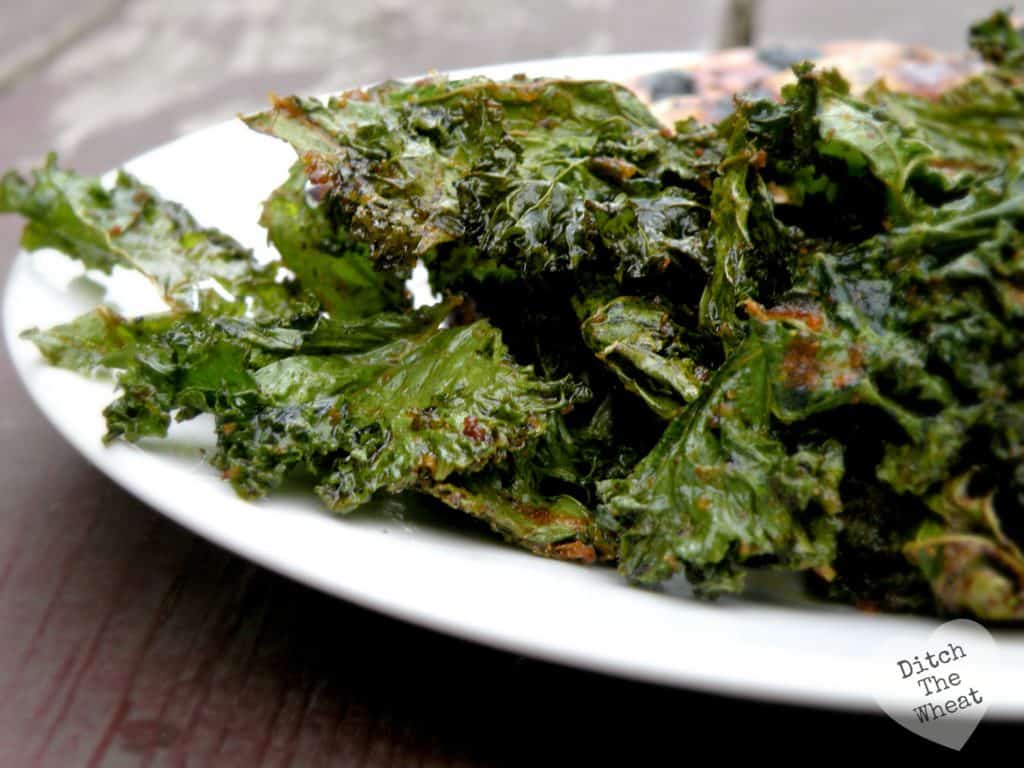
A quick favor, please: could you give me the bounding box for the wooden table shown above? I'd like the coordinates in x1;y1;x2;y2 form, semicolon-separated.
0;1;1017;763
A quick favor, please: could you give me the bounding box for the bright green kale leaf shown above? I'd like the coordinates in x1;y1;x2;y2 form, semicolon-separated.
39;299;584;513
21;306;177;376
22;301;452;438
260;161;410;317
219;319;586;511
1;155;299;319
22;301;605;558
244;77;710;281
27;305;303;439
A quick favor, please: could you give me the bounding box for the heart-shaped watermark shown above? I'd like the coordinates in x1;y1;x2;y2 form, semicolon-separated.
872;619;998;750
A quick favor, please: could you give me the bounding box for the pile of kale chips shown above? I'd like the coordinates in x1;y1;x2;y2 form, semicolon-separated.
3;13;1023;621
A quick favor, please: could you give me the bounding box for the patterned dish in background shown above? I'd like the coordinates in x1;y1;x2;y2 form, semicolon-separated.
624;41;982;125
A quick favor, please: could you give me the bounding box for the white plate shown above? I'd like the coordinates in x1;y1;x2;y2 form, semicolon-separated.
5;53;1023;718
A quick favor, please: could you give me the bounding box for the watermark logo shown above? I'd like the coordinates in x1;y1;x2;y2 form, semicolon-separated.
873;619;997;750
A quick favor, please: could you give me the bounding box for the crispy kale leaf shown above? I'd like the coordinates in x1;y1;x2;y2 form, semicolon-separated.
604;157;1024;609
222;318;587;511
424;392;644;563
244;77;711;282
1;155;300;319
970;9;1024;66
427;452;612;563
23;305;314;439
693;68;848;344
260;161;410;317
22;306;178;375
581;296;712;418
805;162;1024;619
23;301;600;558
598;309;857;593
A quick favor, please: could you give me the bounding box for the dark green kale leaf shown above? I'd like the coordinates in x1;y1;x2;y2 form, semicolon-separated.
765;48;1022;231
697;40;1022;346
814;92;934;224
861;78;1023;200
733;70;890;247
11;11;1024;619
698;128;756;342
424;392;652;563
260;161;410;317
581;296;714;418
905;480;1024;621
1;155;300;319
696;100;804;345
793;153;1024;620
426;425;615;563
244;77;711;282
428;473;609;562
969;9;1024;67
583;189;707;282
596;270;979;596
598;308;864;593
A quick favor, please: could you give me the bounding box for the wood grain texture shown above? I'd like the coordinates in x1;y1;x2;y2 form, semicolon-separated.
0;0;125;90
0;1;1020;764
